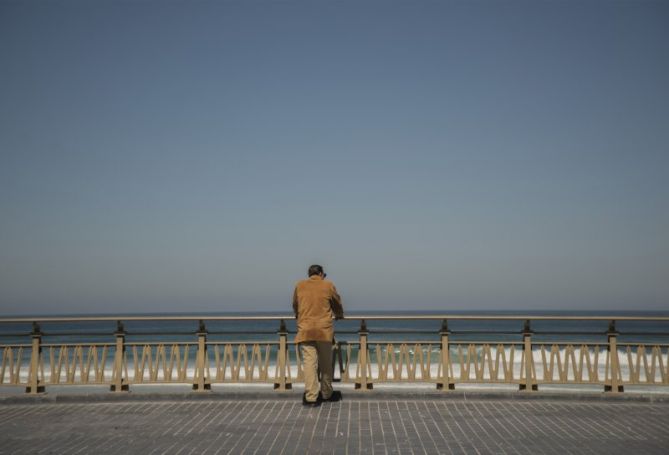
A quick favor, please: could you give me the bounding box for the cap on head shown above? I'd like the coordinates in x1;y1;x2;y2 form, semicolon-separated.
308;264;324;277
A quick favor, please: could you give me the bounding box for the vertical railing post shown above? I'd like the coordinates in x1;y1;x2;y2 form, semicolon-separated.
438;319;455;390
26;322;45;394
355;319;372;390
111;320;128;392
520;319;537;391
193;320;211;391
274;319;292;391
606;320;624;392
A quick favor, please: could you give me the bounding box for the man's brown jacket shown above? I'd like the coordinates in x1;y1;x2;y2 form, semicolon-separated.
292;275;344;343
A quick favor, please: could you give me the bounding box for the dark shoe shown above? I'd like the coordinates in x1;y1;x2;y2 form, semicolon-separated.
321;391;342;402
302;393;321;407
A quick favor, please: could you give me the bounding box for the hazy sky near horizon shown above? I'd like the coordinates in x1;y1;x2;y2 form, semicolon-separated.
1;0;668;315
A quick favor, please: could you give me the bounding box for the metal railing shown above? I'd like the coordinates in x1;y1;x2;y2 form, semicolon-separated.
1;315;668;394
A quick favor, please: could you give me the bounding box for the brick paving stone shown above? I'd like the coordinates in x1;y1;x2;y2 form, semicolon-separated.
0;398;668;454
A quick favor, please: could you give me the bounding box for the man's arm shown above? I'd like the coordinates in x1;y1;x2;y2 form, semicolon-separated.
330;285;344;319
292;286;299;318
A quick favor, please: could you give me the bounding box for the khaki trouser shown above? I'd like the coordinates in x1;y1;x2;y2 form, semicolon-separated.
300;341;333;402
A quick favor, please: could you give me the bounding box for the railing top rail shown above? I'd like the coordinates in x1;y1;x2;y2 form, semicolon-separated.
0;314;668;323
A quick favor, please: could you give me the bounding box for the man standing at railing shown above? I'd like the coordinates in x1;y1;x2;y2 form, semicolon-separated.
293;264;344;407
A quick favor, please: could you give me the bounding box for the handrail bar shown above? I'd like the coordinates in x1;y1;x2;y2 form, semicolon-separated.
26;340;669;348
3;329;668;337
41;343;116;347
1;314;669;323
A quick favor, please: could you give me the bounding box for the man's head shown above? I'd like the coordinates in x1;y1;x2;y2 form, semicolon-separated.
308;264;326;278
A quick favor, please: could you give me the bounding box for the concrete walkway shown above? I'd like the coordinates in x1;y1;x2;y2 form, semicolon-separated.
0;392;668;454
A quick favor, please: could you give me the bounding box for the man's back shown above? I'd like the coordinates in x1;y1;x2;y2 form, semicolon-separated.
293;274;343;343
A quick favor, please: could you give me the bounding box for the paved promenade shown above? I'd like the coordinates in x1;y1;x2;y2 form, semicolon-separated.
1;392;668;454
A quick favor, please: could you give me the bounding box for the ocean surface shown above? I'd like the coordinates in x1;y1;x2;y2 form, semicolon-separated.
1;310;668;345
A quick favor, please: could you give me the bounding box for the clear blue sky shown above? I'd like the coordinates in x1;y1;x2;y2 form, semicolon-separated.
1;0;668;315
